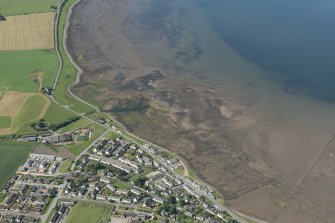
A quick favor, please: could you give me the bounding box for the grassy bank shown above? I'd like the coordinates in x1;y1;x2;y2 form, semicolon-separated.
54;0;94;114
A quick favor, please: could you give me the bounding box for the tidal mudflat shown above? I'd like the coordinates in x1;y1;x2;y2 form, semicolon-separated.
67;0;335;222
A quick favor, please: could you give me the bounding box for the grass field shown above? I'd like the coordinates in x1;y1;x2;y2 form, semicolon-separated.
0;12;55;50
54;0;95;114
58;118;91;133
0;0;60;16
66;201;113;223
11;94;50;132
67;124;106;155
0;141;36;189
43;101;77;124
0;116;11;128
59;159;72;173
0;50;58;91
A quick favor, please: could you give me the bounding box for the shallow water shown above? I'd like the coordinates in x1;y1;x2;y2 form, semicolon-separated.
197;0;335;101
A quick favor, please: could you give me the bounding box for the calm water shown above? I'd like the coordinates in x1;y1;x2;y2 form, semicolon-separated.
196;0;335;101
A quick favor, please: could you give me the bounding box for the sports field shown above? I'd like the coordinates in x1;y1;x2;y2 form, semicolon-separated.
0;0;59;16
0;12;55;50
0;141;36;189
66;202;113;223
0;50;58;91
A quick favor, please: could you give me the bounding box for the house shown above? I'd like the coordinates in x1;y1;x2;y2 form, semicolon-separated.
108;196;121;203
152;196;164;204
130;188;141;196
58;134;73;142
116;189;128;195
49;212;60;223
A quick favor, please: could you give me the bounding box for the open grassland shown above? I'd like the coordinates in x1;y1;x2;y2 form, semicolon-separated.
0;141;36;189
58;159;72;173
0;116;11;128
67;201;113;223
11;94;50;132
67;124;105;155
54;0;94;114
0;12;55;50
43;101;78;124
0;50;58;91
0;0;60;16
58;117;91;133
0;91;32;134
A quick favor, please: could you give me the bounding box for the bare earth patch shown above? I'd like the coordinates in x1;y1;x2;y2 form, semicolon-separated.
0;12;55;50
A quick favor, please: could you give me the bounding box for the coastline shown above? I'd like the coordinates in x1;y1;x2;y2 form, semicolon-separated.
59;0;335;222
54;0;257;222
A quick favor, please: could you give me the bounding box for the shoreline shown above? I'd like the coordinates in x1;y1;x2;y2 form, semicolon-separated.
55;0;260;222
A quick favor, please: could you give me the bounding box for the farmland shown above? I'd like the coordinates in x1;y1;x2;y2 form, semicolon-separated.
0;12;55;50
0;50;58;91
0;116;11;128
66;202;113;223
0;91;31;118
0;141;36;189
11;94;50;132
0;0;59;16
43;101;78;125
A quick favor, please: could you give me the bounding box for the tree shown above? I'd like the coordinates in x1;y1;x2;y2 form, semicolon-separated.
134;176;147;187
0;15;5;21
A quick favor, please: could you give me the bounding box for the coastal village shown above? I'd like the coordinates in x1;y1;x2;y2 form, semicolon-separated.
0;121;240;223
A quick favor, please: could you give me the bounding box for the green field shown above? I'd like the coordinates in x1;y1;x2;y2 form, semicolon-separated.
0;116;11;128
59;159;72;173
0;141;36;189
66;202;113;223
0;50;58;92
11;94;50;132
43;101;77;124
58;117;91;133
105;131;121;140
0;0;60;16
67;124;106;155
54;0;95;114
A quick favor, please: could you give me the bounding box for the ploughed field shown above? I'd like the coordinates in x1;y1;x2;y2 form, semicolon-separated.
67;0;335;222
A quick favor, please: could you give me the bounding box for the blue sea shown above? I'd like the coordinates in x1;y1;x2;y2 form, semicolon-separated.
195;0;335;101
